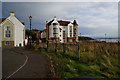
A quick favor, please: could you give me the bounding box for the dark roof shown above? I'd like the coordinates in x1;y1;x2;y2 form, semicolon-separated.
48;19;54;26
10;11;14;13
58;20;70;26
22;22;25;25
0;18;6;23
48;19;70;26
73;20;78;25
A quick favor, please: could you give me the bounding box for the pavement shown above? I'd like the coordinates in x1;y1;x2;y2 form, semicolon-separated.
2;48;50;79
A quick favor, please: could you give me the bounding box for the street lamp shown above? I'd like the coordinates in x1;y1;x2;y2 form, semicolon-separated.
29;16;32;48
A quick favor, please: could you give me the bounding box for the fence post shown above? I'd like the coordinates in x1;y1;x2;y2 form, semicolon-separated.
78;42;80;59
63;43;65;53
55;42;57;53
47;40;49;52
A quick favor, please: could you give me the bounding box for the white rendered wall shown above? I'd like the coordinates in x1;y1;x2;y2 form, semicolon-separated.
25;38;28;46
59;29;63;43
65;25;68;42
59;26;65;43
60;25;67;43
49;18;59;39
41;31;46;38
7;15;24;47
68;23;73;37
48;17;74;43
52;22;60;38
49;25;53;38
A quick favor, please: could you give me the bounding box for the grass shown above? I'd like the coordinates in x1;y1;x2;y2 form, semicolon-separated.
34;41;119;79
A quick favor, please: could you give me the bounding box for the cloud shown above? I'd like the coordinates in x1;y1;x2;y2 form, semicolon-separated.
2;0;119;2
2;2;118;38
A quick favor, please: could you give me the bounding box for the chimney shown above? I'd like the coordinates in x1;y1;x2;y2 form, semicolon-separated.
54;16;56;21
10;11;14;16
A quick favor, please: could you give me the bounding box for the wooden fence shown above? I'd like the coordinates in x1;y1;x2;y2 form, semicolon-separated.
35;41;118;59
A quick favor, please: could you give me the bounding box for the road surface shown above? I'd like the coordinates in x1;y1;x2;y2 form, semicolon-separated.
2;48;50;79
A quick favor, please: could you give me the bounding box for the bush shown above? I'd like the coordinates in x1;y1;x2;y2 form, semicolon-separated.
36;42;119;79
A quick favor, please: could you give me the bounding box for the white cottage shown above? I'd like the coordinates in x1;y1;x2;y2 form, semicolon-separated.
0;12;25;47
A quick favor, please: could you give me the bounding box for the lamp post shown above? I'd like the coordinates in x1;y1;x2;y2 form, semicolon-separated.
29;16;32;48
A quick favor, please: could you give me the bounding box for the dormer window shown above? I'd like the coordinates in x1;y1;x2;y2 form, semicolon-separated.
5;26;11;37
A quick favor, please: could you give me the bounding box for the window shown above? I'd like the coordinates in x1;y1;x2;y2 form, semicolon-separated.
63;31;65;39
5;41;10;46
5;26;11;37
69;26;72;37
53;27;58;37
53;23;58;35
70;33;72;37
54;35;56;37
60;35;61;37
53;28;58;34
70;26;72;30
63;26;65;29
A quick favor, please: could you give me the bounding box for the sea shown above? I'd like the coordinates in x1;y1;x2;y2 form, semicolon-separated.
96;38;119;42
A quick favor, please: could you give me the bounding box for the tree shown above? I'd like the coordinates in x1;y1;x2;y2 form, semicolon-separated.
25;29;37;42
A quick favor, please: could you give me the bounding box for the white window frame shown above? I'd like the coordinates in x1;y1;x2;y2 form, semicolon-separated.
5;41;10;46
69;26;72;37
63;31;65;39
53;23;58;38
5;26;11;38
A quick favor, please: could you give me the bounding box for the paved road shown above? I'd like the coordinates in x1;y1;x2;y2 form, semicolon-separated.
2;48;50;79
2;48;26;79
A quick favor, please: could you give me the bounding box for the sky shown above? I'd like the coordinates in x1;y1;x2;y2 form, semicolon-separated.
1;2;118;38
1;0;119;2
